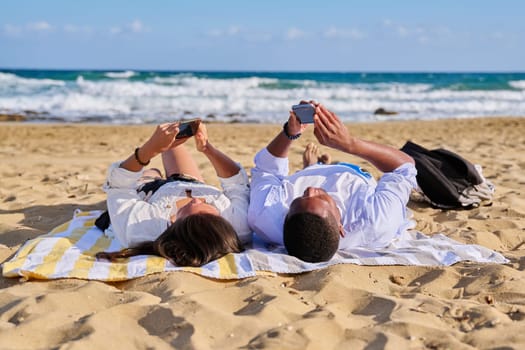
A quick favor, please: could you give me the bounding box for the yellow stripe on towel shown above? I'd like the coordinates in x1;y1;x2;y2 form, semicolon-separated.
2;238;43;277
32;222;93;277
2;220;75;277
69;233;113;280
107;261;134;281
218;253;238;278
146;256;168;275
31;238;74;277
47;222;71;235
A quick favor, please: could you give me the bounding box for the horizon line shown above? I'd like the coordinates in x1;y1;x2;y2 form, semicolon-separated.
1;67;525;74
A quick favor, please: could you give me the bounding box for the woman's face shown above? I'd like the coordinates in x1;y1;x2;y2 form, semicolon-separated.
174;197;219;221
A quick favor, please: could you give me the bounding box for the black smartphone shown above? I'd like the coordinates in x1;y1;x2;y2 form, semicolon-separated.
176;119;201;139
292;103;315;123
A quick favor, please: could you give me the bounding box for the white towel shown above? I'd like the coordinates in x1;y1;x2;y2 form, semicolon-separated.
2;210;509;281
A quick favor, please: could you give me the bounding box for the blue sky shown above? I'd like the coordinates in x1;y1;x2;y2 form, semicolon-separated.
1;0;524;71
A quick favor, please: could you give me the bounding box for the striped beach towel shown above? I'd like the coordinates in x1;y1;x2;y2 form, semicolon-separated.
2;210;509;281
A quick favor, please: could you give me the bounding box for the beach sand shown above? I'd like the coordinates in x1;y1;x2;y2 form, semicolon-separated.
1;117;524;349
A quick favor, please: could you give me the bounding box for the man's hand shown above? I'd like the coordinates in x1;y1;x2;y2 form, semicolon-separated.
313;103;414;171
313;104;354;152
287;111;309;136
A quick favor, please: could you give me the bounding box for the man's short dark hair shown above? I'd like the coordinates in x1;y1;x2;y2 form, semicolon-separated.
283;212;340;263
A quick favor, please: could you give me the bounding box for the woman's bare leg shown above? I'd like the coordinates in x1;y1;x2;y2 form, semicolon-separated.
161;145;204;182
138;167;163;186
143;168;163;178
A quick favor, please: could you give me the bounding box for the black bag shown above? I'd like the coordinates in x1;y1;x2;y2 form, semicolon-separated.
401;141;493;209
95;210;111;230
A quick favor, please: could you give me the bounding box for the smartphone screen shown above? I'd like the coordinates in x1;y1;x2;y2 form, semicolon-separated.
176;119;200;139
292;104;315;123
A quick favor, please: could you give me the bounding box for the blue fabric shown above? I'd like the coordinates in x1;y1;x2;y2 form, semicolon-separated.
335;162;372;179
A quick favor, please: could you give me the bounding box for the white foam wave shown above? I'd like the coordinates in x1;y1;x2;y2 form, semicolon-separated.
1;75;524;123
104;70;136;79
0;72;65;91
509;80;525;90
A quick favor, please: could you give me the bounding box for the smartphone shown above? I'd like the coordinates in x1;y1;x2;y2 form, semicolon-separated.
292;103;315;124
176;119;201;139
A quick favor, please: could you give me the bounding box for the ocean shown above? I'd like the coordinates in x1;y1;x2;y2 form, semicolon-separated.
1;69;524;124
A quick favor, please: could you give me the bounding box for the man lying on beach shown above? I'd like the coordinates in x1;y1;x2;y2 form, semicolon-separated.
96;120;251;267
248;102;417;263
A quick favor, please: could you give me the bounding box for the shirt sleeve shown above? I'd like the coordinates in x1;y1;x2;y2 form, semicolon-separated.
104;162;169;247
252;147;289;178
217;165;252;244
248;148;289;244
356;162;417;247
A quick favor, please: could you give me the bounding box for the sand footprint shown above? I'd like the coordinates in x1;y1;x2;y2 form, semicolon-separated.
139;306;195;347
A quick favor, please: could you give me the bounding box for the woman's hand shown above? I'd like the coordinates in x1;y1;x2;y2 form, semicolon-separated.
144;122;188;154
194;122;241;178
194;122;210;153
120;122;188;172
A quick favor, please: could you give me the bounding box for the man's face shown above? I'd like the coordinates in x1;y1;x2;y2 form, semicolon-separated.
288;187;341;223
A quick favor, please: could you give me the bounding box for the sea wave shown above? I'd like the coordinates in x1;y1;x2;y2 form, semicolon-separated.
1;71;524;123
0;72;66;97
509;80;525;90
104;70;136;79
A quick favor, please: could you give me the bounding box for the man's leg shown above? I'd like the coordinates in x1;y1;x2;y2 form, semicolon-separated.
302;143;332;168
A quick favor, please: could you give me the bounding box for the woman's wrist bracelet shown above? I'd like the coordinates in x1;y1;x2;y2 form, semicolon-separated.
134;147;151;166
283;121;301;140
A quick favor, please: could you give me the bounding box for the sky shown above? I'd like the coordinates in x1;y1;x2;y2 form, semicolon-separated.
0;0;524;72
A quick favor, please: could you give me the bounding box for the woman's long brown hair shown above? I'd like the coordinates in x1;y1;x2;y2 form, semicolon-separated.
95;213;243;267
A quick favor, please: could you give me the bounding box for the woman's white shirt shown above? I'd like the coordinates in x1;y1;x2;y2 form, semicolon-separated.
103;162;251;247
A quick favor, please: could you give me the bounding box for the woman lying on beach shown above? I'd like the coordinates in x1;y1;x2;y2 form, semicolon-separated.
96;120;251;267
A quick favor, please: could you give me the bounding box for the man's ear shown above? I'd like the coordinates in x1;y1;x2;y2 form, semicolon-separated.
339;223;345;238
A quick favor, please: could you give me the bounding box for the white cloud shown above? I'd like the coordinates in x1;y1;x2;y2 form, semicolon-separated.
109;26;123;35
285;27;306;40
2;21;54;37
382;19;410;38
2;24;23;37
243;31;273;42
396;25;409;37
418;35;429;44
64;24;78;33
206;25;241;38
382;19;393;27
226;26;240;36
490;31;505;40
64;24;93;35
205;26;273;43
323;26;365;40
27;21;53;32
2;20;151;38
129;19;147;33
207;28;222;37
382;19;458;44
109;20;150;36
